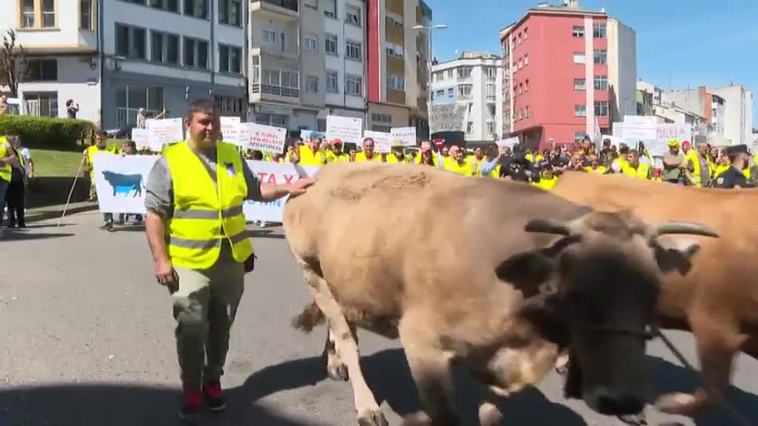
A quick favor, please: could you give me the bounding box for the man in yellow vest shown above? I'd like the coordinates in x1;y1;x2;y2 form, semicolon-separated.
297;135;327;166
687;141;711;188
144;99;313;421
621;150;651;180
532;167;559;190
85;130;120;230
444;145;476;176
325;138;348;163
355;137;381;162
0;135;20;229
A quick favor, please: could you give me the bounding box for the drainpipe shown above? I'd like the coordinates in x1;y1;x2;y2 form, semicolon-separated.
98;0;105;129
210;0;216;97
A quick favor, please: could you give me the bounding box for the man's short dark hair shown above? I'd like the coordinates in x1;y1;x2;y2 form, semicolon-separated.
96;129;108;137
185;98;220;121
125;140;137;150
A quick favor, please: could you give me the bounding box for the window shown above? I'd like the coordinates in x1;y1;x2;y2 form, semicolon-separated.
574;78;586;90
573;53;586;64
385;44;403;58
593;23;606;38
575;104;586;117
466;121;473;133
574;132;585;142
41;0;55;26
345;4;360;26
80;0;95;30
115;23;146;60
260;68;300;97
19;0;57;28
446;69;453;79
486;84;496;100
183;37;208;68
218;0;241;26
594;101;609;117
219;44;242;74
435;89;444;98
488;104;496;117
325;34;338;55
150;0;179;12
594;75;608;90
115;85;164;124
447;87;454;97
24;92;58;117
326;70;339;93
523;27;528;40
387;75;404;91
346;74;362;96
523;54;529;66
345;40;361;61
525;79;529;91
304;0;317;8
21;0;35;27
572;26;584;37
305;35;318;51
262;29;285;51
306;75;319;93
484;67;497;81
183;0;208;19
457;67;472;80
323;0;336;17
150;31;179;65
25;59;57;81
458;84;472;99
525;106;530;117
372;113;392;123
593;49;607;65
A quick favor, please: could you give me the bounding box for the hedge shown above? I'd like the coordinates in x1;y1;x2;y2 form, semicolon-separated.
0;115;95;148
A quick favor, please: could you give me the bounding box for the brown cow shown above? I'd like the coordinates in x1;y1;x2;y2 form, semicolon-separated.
552;171;758;416
282;162;716;425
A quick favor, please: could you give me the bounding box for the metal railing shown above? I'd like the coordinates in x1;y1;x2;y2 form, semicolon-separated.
260;0;298;12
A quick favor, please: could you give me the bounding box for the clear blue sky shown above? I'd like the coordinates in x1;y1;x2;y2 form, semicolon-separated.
425;0;758;128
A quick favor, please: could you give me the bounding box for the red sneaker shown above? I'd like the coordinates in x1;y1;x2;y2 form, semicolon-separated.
203;381;226;412
178;388;202;421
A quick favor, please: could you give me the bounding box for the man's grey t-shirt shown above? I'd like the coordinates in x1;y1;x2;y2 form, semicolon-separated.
145;146;263;218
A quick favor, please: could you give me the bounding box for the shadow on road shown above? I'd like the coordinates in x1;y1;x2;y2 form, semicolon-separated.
647;355;758;426
0;231;74;241
238;349;588;425
247;229;286;240
0;383;325;426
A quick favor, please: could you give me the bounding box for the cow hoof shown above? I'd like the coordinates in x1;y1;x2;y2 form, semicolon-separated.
617;412;647;426
327;363;349;382
358;409;388;426
402;412;431;426
655;392;700;415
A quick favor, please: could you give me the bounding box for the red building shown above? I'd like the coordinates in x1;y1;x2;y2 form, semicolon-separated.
500;1;636;151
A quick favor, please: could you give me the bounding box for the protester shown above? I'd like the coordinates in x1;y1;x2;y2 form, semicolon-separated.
66;99;79;119
4;135;30;228
143;98;313;421
84;130;119;230
711;144;753;189
355;138;380;162
0;135;20;230
661;139;686;184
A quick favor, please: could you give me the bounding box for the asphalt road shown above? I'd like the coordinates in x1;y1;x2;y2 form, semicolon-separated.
1;211;758;426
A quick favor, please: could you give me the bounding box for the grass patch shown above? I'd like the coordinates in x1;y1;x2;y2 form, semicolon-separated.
30;141;123;177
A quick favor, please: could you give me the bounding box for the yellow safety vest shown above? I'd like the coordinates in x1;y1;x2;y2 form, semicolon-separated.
414;153;438;167
687;151;707;187
621;163;651;180
0;137;11;183
298;145;327;166
355;152;382;162
445;158;475;176
532;176;559;190
86;144;118;176
526;153;544;164
612;157;629;173
584;165;608;174
325;151;348;164
164;141;254;269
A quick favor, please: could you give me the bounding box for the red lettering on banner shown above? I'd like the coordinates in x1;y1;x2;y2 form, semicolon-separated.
267;174;278;185
257;172;268;181
283;175;295;184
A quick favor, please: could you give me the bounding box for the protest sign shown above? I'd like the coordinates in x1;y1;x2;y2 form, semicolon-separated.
391;127;417;146
621;115;657;141
220;116;241;146
146;118;183;152
326;116;363;144
363;130;393;153
495;136;519;149
239;123;287;154
430;104;467;133
130;128;150;151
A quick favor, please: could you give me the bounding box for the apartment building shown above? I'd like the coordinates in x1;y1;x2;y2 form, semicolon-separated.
1;0;247;128
366;0;432;134
663;87;726;142
499;0;636;150
708;85;753;146
430;52;503;142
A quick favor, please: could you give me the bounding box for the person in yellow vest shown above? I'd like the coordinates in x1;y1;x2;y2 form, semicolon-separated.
355;137;382;162
297;136;327;166
0;135;20;229
470;147;488;175
477;147;502;178
584;154;609;174
415;141;439;167
325;138;348;163
686;141;712;188
444;145;476;176
143;99;313;421
611;145;630;174
525;150;544;165
532;167;559;190
621;150;651;180
84;130;120;229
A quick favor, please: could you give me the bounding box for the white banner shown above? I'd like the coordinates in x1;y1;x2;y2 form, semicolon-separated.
239;122;287;154
220;116;241;146
326;116;363;144
93;155;318;221
363;130;393;153
622;115;657;141
495;136;519;148
131;128;150;151
430;104;467;133
391;127;416;146
146;118;184;152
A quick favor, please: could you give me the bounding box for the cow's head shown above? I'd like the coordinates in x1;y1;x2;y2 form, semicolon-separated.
497;210;717;416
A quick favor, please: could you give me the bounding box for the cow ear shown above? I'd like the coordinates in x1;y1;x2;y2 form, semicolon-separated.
652;242;701;275
495;250;556;296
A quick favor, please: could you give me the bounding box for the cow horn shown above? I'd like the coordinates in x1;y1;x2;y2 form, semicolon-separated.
653;222;719;238
525;219;571;236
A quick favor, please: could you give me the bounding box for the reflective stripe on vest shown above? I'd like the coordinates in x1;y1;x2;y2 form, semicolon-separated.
0;138;11;182
165;141;253;269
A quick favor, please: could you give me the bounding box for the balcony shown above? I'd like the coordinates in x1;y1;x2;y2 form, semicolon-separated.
250;53;300;104
251;0;298;19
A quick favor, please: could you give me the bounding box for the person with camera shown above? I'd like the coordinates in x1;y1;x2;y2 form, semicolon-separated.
144;98;313;421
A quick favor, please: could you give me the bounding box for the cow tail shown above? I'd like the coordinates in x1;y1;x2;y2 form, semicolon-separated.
291;301;325;333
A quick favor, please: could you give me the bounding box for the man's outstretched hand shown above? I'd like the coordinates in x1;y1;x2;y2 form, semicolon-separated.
288;177;315;197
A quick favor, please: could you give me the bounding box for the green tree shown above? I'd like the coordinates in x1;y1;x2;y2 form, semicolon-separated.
0;29;28;97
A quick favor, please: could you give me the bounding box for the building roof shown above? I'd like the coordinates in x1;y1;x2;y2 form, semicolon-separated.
499;1;608;40
432;51;502;69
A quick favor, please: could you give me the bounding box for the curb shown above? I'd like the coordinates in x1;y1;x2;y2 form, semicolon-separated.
26;203;100;224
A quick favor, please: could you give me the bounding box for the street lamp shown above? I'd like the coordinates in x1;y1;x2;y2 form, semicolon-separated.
412;23;447;139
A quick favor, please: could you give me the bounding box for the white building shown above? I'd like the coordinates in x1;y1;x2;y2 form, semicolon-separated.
606;18;637;121
707;85;753;146
430;52;502;142
1;0;247;128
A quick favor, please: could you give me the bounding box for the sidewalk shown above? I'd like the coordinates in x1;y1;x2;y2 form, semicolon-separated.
24;201;100;223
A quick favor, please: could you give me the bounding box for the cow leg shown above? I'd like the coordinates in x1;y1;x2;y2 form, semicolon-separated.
399;321;458;426
478;392;504;426
656;315;745;415
302;267;386;426
323;327;349;381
